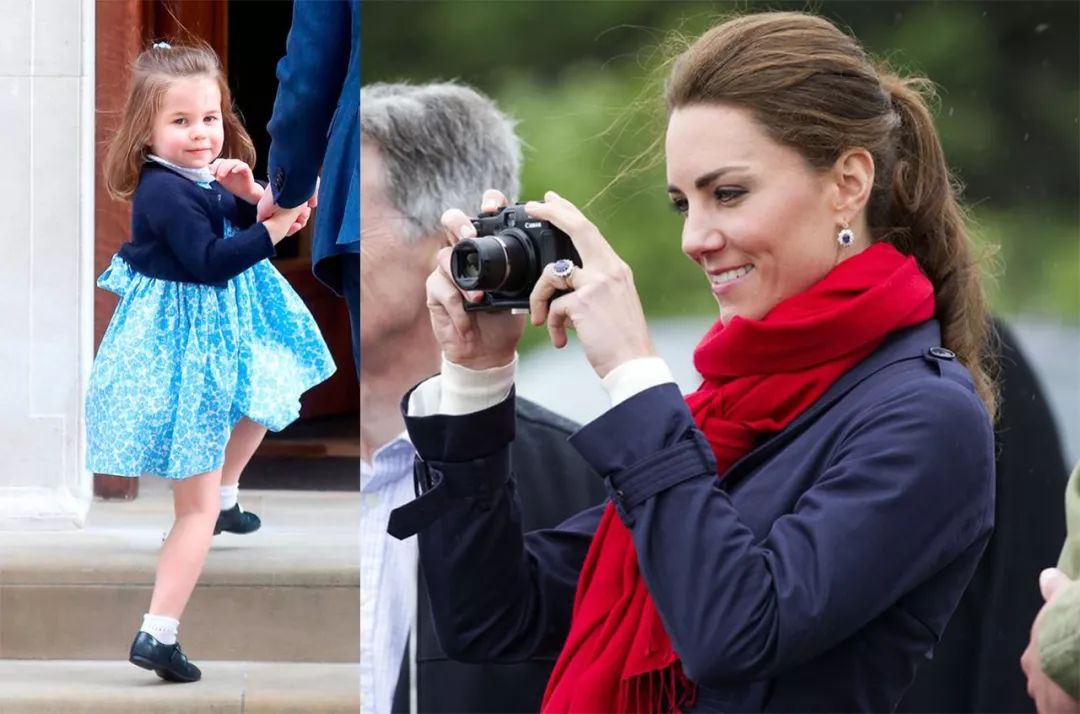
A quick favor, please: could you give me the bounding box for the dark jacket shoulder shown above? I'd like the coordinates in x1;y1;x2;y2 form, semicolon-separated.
898;318;1068;713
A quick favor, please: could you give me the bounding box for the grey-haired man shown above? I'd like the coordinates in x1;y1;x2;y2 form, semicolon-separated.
359;82;605;714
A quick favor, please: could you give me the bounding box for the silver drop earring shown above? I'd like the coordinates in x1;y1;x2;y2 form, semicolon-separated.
837;223;854;247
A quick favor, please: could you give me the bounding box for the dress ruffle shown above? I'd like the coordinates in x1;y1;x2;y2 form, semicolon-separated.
86;229;336;479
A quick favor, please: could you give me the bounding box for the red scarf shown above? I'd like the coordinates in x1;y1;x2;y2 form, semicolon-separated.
541;242;935;712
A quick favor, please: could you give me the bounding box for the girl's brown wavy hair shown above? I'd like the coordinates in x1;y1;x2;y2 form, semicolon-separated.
103;41;255;202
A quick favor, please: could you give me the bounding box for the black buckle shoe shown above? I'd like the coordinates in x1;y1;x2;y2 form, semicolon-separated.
129;631;202;683
214;504;262;535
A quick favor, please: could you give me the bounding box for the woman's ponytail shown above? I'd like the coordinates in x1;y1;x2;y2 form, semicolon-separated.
880;73;997;420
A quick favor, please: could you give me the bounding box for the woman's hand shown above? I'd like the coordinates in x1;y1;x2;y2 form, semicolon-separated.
526;191;655;378
210;159;262;204
429;190;525;370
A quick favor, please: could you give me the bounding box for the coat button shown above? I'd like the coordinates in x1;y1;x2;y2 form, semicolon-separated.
928;346;956;360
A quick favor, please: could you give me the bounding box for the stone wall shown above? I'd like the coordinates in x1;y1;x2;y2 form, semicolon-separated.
0;0;93;528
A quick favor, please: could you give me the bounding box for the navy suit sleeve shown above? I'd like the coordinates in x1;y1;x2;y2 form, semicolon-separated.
389;387;601;663
570;382;994;688
147;185;275;284
266;0;351;208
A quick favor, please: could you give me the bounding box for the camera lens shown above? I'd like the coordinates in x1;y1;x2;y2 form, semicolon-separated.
462;251;481;279
451;242;486;290
450;233;533;293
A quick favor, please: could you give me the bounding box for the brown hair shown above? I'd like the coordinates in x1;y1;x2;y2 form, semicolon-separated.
103;40;256;201
665;11;997;419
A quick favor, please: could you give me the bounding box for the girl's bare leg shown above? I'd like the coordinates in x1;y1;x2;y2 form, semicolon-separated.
220;417;268;488
148;468;223;619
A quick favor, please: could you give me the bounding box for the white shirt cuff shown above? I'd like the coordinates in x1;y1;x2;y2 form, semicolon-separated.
407;354;518;417
601;357;676;407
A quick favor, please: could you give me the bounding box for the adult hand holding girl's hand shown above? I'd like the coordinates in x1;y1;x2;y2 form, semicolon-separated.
255;177;318;237
210;159;261;204
431;190;525;370
261;204;308;245
526;191;655;378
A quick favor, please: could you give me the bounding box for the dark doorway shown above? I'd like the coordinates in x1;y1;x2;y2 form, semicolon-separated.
227;0;359;489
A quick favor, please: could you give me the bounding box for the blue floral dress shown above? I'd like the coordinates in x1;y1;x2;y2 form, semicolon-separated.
86;208;336;479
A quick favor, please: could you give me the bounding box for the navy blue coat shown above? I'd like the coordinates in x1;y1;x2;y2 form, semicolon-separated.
391;399;607;714
118;163;274;287
898;319;1069;712
266;0;359;296
389;320;996;712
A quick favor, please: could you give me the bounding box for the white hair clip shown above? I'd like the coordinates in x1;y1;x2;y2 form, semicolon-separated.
152;41;172;50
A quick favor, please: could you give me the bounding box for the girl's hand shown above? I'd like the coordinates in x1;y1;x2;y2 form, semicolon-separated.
256;177;317;236
258;177;319;222
526;191;655;378
210;159;261;204
286;204;311;237
428;190;525;370
261;204;306;244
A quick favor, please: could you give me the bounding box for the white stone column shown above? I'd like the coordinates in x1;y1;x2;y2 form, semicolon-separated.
0;0;94;529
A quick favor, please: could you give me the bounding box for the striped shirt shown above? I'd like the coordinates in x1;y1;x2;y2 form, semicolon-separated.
360;433;418;714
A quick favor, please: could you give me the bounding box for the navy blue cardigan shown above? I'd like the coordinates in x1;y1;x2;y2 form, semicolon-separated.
388;320;996;712
118;163;275;287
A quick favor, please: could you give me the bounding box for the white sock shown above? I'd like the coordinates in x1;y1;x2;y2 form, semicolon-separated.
140;613;179;645
219;484;239;511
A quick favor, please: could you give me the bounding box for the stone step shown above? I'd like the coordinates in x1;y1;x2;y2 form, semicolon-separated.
0;659;359;713
0;487;358;662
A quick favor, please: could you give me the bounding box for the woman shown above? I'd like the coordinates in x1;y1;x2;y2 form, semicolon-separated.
387;11;996;712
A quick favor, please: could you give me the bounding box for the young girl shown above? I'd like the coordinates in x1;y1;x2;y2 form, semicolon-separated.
87;41;335;683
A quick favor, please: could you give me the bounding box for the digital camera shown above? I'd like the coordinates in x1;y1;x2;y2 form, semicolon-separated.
450;203;580;311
